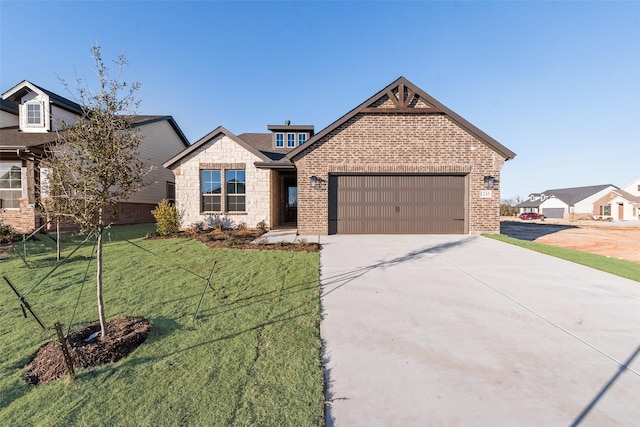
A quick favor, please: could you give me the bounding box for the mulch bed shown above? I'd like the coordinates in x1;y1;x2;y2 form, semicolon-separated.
152;228;320;252
26;316;150;385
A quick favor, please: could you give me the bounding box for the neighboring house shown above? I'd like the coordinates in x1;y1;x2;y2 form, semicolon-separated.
593;177;640;221
0;80;190;233
164;76;516;235
517;184;618;219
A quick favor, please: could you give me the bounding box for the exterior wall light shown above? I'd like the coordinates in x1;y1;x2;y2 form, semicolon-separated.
483;175;496;190
310;176;318;188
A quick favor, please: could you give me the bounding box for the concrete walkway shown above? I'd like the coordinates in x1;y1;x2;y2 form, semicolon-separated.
319;235;640;426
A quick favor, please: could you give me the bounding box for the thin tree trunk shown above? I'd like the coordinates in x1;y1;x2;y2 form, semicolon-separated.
97;210;108;339
56;219;61;262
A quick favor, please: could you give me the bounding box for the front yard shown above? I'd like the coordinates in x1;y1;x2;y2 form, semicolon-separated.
0;224;324;426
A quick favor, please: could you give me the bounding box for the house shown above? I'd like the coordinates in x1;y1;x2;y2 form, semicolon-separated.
164;76;516;235
517;184;618;219
593;177;640;221
0;80;190;233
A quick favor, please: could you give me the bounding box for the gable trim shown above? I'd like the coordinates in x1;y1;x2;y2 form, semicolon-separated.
163;126;270;169
286;76;516;161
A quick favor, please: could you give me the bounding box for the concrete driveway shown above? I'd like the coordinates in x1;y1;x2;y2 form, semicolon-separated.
319;235;640;426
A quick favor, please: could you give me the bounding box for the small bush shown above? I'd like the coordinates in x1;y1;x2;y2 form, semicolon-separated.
256;220;267;231
151;199;183;236
0;217;19;244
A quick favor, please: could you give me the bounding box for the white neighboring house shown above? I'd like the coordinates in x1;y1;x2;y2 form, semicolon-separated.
0;80;190;232
593;177;640;221
518;184;618;219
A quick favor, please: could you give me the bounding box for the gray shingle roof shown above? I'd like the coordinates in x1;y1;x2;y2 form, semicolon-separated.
541;184;617;206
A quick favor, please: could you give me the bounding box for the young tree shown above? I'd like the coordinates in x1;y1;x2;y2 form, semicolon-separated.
40;45;149;339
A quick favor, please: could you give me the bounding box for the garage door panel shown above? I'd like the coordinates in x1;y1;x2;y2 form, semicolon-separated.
330;175;466;234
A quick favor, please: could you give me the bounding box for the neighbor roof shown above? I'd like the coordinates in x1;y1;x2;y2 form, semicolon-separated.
2;80;83;115
286;76;516;161
0;115;189;152
542;184;618;206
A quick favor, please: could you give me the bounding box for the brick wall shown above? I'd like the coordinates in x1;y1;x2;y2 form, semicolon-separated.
0;198;38;233
293;113;505;234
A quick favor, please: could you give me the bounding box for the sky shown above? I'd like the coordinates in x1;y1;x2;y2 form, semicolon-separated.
1;1;638;201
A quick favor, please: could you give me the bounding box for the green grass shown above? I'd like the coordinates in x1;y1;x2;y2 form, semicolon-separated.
0;224;324;426
485;234;640;282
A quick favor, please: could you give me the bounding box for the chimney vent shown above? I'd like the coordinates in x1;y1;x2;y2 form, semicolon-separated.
285;120;290;126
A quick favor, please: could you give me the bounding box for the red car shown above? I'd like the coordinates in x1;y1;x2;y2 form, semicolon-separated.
519;212;545;220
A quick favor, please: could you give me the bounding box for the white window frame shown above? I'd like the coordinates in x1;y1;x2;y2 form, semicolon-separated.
287;133;296;148
275;133;284;148
0;162;22;209
298;133;307;146
25;101;43;127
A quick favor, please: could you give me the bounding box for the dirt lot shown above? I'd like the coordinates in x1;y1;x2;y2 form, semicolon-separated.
501;219;640;264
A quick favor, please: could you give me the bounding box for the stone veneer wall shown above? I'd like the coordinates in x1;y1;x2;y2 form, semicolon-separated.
171;134;271;229
293;113;506;235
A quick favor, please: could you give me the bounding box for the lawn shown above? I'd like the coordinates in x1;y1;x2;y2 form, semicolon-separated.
485;233;640;282
0;224;324;426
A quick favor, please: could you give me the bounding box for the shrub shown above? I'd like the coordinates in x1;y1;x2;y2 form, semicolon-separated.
0;217;18;244
151;199;183;236
256;220;267;231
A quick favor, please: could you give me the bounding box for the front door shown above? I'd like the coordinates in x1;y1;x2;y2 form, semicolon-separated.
619;203;624;220
283;177;297;223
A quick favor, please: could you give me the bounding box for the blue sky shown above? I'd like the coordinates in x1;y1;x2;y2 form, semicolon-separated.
1;1;638;200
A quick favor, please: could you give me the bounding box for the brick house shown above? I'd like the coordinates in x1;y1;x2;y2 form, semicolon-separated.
592;177;640;221
0;80;190;233
164;77;516;234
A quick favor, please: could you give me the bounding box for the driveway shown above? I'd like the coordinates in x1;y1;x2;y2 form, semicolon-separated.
319;235;640;426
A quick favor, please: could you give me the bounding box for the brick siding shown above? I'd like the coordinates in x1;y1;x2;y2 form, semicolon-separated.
293;113;505;234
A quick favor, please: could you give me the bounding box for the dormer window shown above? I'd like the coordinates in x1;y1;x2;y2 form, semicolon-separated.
298;133;306;145
287;133;296;148
26;102;42;126
275;133;284;148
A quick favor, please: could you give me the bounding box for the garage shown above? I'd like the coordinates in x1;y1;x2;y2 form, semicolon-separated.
542;208;565;219
328;175;466;234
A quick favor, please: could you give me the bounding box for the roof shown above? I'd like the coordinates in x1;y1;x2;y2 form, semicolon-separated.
0;115;189;152
286;76;516;161
612;188;640;203
237;132;291;161
3;80;83;115
516;199;543;208
163;126;271;169
542;184;618;206
0;98;18;114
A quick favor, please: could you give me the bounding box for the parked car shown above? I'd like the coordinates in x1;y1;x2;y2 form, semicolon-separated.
519;212;545;220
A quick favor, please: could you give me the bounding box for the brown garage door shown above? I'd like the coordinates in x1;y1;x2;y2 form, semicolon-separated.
328;175;466;234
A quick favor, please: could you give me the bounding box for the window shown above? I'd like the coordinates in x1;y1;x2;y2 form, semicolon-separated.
275;133;284;148
287;133;296;148
26;103;42;125
166;182;176;204
226;170;246;212
201;170;222;211
0;162;22;209
298;133;307;146
600;205;610;216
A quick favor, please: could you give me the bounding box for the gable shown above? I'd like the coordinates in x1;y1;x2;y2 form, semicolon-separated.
163;126;269;169
287;76;516;162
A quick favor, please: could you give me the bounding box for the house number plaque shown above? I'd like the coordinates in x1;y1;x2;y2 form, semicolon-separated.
479;190;492;198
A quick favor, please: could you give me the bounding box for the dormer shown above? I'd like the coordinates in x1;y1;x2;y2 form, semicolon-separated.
2;80;82;133
267;121;314;150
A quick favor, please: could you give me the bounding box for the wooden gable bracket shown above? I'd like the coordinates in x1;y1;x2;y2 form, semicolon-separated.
362;83;444;114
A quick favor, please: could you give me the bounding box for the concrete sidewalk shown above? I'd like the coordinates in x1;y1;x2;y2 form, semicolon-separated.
319;235;640;426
